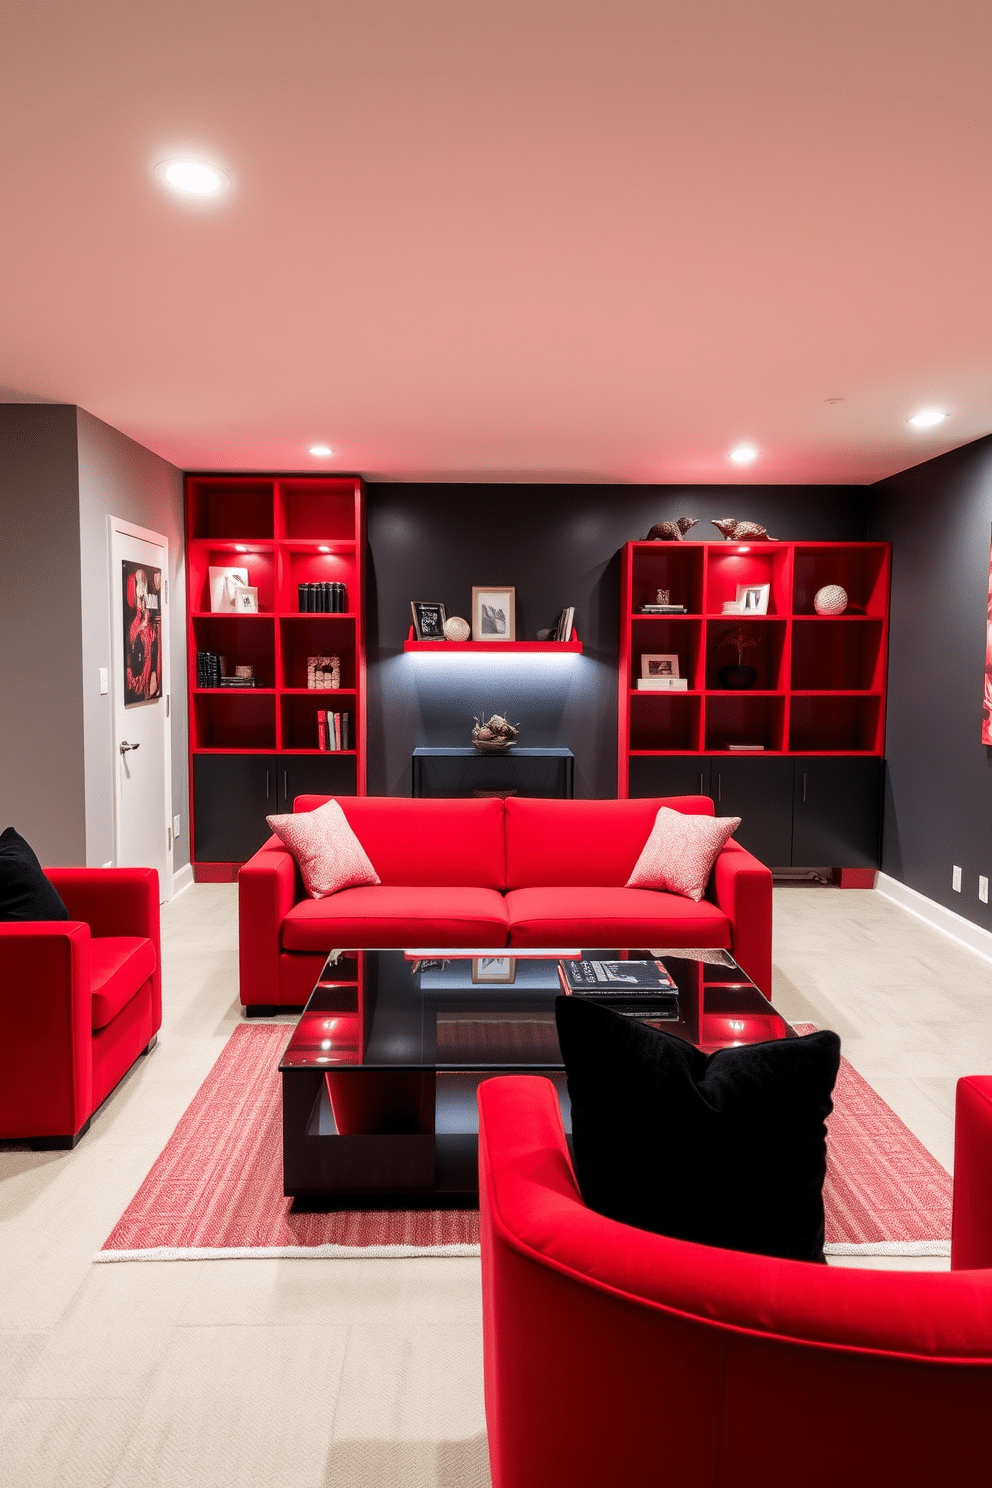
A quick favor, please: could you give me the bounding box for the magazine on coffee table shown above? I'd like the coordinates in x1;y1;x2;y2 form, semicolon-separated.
557;959;677;996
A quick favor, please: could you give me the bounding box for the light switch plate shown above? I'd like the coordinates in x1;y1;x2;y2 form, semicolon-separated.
953;865;962;892
173;815;181;838
99;668;108;695
980;876;989;905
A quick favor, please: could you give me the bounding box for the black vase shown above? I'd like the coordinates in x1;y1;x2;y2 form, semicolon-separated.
717;664;758;690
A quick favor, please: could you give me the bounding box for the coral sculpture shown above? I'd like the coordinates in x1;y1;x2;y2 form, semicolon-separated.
471;713;519;752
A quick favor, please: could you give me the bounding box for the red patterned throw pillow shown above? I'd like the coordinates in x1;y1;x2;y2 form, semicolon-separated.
626;806;741;902
266;798;380;899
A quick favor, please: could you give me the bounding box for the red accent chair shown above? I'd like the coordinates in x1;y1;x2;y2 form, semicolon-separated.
478;1075;992;1488
0;868;161;1149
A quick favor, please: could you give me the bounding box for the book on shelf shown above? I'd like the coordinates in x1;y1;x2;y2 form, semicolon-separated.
298;582;348;613
553;605;575;642
317;710;351;751
558;959;677;995
635;677;688;690
727;743;765;751
317;709;328;751
638;604;687;613
217;676;259;688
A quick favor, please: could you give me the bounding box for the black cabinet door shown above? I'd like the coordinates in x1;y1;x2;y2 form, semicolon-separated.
628;757;712;799
710;757;795;868
193;754;277;862
792;758;883;867
277;753;358;809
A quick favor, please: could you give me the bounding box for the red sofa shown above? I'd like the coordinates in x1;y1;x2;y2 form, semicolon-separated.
0;868;161;1149
479;1075;992;1488
238;794;772;1010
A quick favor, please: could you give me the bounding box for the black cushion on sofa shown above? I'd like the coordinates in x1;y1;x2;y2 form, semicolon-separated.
0;828;69;922
555;995;841;1263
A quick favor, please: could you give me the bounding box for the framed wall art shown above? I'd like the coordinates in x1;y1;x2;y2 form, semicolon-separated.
983;523;992;745
472;956;516;984
736;582;770;615
122;560;162;705
641;654;680;679
411;601;447;640
472;586;515;641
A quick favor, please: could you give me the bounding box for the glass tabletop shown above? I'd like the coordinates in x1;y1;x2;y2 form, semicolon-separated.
279;947;789;1072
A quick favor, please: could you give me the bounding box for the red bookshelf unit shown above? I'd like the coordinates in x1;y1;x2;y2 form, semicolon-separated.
618;540;890;876
186;475;366;880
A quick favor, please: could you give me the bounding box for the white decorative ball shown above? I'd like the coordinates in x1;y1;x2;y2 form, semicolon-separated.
444;615;471;642
814;584;848;616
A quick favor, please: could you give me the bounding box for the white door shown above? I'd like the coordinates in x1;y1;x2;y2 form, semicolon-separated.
110;518;173;901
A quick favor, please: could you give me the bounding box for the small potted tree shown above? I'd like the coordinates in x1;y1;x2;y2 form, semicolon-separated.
716;626;761;689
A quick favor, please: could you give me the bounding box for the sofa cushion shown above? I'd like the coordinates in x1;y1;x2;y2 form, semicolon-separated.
627;806;741;902
295;796;507;889
0;828;69;922
504;886;731;947
555;995;841;1263
266;798;380;898
90;936;157;1030
503;797;715;889
282;886;511;950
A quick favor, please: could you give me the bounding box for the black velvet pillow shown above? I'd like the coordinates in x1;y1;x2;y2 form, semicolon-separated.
555;995;840;1263
0;827;69;922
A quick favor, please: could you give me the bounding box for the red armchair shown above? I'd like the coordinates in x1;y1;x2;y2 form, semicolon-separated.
478;1075;992;1488
0;868;161;1149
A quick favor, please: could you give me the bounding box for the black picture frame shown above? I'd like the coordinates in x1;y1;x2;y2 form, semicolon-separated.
411;601;447;641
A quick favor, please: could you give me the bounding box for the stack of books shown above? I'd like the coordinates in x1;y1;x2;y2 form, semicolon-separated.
298;582;348;612
317;710;351;751
639;602;687;613
727;742;765;751
551;606;575;641
196;652;223;687
636;677;688;690
558;958;679;1018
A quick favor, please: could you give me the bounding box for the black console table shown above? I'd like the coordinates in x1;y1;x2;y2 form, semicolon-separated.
411;747;575;799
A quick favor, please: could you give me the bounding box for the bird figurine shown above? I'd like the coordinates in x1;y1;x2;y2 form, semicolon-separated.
711;518;777;541
646;516;698;541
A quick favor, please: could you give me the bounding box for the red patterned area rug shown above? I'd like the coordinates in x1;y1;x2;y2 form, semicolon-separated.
97;1023;952;1262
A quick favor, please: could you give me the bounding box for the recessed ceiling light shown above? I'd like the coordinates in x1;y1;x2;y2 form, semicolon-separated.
728;445;758;464
907;409;947;429
318;545;330;553
155;159;230;197
309;444;333;457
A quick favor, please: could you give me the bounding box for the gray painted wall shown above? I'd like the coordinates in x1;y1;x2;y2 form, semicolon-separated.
0;406;86;863
869;435;992;928
76;409;188;872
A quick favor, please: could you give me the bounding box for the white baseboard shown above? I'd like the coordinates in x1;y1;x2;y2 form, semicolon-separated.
170;863;194;901
876;872;992;966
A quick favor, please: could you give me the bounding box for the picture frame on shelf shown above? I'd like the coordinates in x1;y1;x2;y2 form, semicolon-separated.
411;601;447;641
472;586;516;641
208;565;249;612
472;956;516;984
233;584;259;613
736;582;770;615
641;653;680;678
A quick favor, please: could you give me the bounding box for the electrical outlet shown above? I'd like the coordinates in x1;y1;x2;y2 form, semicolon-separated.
173;814;181;839
953;865;962;892
980;876;989;905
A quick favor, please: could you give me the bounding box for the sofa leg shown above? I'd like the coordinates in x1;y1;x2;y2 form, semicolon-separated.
30;1117;92;1151
142;1033;159;1056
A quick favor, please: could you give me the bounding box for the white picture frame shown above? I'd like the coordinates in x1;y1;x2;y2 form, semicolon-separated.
641;653;680;679
208;565;249;612
735;582;770;615
472;586;516;642
233;584;259;613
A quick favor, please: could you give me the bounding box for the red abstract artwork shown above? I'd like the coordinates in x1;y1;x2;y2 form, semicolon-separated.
123;560;162;706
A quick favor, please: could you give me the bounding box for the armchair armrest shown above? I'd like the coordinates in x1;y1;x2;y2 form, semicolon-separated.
952;1076;992;1270
238;837;300;1006
45;867;161;1025
0;923;94;1139
711;840;773;996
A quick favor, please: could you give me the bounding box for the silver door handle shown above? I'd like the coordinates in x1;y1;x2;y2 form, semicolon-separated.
120;741;140;754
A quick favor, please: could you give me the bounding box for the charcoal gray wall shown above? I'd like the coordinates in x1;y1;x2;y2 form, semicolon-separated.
76;409;187;872
0;405;86;863
869;435;992;926
366;483;870;796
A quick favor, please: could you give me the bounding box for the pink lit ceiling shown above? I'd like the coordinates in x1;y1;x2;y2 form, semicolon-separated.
1;0;989;483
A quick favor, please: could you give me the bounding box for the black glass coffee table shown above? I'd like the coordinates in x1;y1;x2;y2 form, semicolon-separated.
279;947;789;1202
